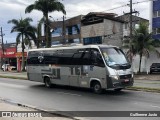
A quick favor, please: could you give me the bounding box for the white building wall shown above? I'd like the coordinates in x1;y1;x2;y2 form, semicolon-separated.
132;48;160;73
17;41;37;53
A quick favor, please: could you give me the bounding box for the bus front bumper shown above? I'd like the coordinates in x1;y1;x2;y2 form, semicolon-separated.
107;75;134;89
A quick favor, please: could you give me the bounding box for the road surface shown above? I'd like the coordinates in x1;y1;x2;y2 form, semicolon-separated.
0;78;160;120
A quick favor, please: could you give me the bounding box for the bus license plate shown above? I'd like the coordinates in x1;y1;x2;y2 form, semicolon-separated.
124;79;129;82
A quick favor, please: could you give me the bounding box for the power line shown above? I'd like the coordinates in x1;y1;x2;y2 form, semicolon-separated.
101;0;155;12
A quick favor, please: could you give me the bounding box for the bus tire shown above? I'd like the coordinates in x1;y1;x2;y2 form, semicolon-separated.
92;81;102;94
44;77;52;88
114;88;122;92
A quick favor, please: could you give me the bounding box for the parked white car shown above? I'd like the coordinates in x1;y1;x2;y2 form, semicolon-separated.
2;64;16;71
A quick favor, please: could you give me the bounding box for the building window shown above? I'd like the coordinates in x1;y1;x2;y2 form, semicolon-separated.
66;24;80;35
158;11;160;17
153;11;157;18
153;11;160;18
83;36;102;45
51;27;62;37
157;28;160;34
153;28;156;35
152;28;160;34
125;23;128;29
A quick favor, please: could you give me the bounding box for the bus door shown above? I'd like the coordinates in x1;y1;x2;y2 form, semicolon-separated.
78;49;91;88
69;49;83;87
69;66;81;87
78;66;90;88
69;66;90;88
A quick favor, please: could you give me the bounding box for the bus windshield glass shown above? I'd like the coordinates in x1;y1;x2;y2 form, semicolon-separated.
100;47;129;67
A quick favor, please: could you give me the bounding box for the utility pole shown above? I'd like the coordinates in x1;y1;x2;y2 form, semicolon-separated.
0;27;4;68
62;15;66;44
129;0;133;62
124;0;138;62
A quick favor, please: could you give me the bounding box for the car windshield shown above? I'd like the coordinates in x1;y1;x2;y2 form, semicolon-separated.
151;63;160;66
100;47;129;66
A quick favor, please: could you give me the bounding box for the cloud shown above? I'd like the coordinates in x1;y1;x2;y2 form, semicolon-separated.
0;0;150;43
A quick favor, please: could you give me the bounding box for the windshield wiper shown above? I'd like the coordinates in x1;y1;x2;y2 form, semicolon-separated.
121;63;129;66
109;64;120;67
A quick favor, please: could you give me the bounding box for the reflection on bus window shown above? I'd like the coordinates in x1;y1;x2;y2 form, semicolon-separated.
101;47;128;66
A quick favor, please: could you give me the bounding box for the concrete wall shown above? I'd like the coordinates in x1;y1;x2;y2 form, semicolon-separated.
103;19;123;46
132;48;160;73
81;22;104;38
81;19;123;46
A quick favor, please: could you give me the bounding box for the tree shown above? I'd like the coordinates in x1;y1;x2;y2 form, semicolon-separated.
8;17;36;71
25;0;66;48
127;22;160;73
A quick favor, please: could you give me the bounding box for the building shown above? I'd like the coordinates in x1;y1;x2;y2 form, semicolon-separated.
0;43;17;70
50;15;83;45
117;14;149;48
152;0;160;40
117;15;151;73
81;12;125;46
16;41;36;71
50;12;125;46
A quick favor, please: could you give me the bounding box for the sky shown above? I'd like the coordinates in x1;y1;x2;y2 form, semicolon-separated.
0;0;152;44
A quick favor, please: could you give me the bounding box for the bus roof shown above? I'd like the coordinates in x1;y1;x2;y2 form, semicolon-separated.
28;44;118;52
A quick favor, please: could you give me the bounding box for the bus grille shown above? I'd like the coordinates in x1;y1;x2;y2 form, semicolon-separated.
119;74;132;79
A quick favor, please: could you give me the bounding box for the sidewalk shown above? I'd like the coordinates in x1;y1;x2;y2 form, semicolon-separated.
0;99;72;120
0;71;27;79
133;74;160;89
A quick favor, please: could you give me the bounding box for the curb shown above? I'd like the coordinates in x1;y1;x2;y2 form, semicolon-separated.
0;97;80;120
0;75;160;93
0;75;27;80
127;86;160;93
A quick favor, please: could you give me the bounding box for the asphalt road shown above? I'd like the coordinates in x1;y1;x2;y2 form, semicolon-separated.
0;78;160;120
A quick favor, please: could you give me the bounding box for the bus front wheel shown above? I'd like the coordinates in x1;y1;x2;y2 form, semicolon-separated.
44;77;52;88
114;88;122;92
92;81;102;94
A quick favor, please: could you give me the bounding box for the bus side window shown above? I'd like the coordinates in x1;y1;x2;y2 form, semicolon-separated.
70;49;84;65
91;49;105;67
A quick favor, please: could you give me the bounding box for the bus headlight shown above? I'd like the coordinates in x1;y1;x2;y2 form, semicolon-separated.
132;73;134;78
109;75;119;80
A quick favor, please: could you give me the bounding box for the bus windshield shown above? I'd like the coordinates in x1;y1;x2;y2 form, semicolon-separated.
100;47;129;67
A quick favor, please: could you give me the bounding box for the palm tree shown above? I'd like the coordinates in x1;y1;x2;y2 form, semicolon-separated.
127;22;160;73
25;0;66;48
8;17;36;71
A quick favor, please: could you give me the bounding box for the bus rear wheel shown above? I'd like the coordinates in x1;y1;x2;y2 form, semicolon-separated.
44;77;52;88
92;82;102;94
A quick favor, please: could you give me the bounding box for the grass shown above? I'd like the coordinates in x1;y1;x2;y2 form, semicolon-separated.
127;86;160;93
135;81;160;84
0;75;27;80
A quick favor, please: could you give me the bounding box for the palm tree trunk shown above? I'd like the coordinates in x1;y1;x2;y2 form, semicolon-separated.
21;33;25;71
138;53;143;73
37;23;42;48
45;13;50;48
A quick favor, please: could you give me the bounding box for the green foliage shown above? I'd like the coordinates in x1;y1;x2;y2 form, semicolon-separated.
25;0;66;48
127;22;159;73
8;17;36;71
